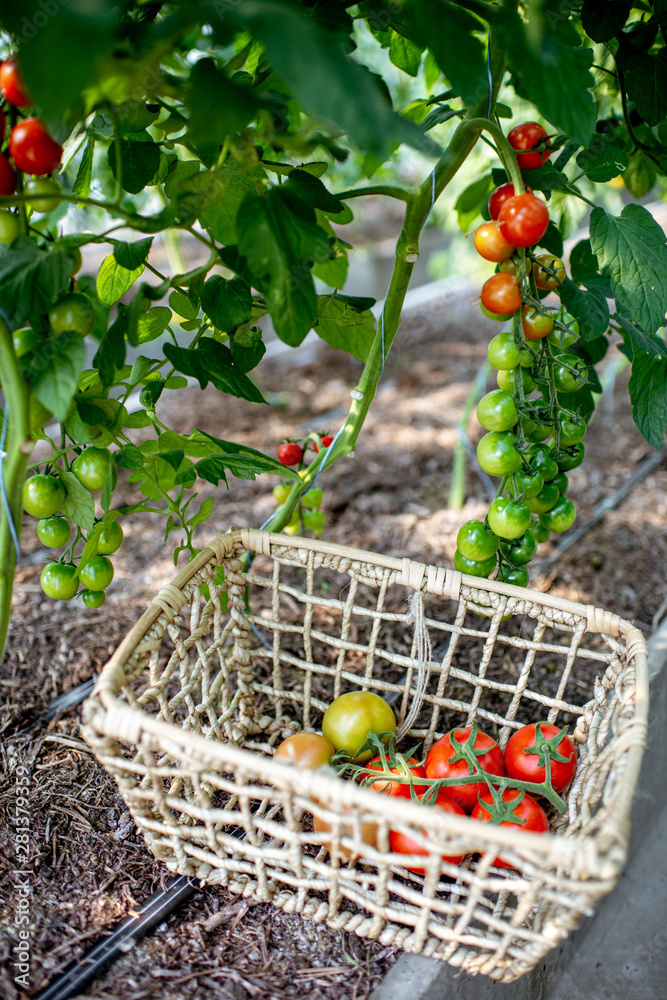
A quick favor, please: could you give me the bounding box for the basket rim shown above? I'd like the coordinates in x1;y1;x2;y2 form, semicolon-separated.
85;529;649;865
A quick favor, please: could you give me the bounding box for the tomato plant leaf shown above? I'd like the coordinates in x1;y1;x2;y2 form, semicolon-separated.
576;142;628;183
496;4;596;146
401;1;486;107
618;47;667;127
113;238;153;270
232;0;439;159
163;338;267;404
389;30;424;77
0;237;75;327
60;470;95;533
558;278;610;341
115;444;145;470
96;254;144;305
108;136;161;194
455;174;494;232
287;169;345;216
201;276;252;332
314;294;376;362
230;328;266;374
30;332;85;421
125;410;152;429
186;58;259;165
237;187;332;346
137;307;172;344
73;136;94;200
589;205;667;335
187;496;214;528
184;431;302;485
628;354;667;449
621;152;657;199
580;0;631;43
93;309;127;387
200;159;267;245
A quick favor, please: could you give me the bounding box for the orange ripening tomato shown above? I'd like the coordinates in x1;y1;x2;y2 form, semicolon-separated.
533;254;565;290
480;273;522;316
313;807;378;860
473;221;516;263
273;733;334;769
521;305;554;340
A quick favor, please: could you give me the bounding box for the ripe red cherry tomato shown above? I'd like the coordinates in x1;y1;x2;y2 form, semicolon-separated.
521;305;554;340
504;722;577;794
473;221;516;263
277;441;304;466
0;153;17;196
508;122;551;170
488;182;518;221
472;788;549;868
424;727;505;813
365;755;428;799
273;732;334;769
313;435;333;453
0;55;32;107
389;791;467;873
9;118;63;176
480;273;522;315
498;193;549;248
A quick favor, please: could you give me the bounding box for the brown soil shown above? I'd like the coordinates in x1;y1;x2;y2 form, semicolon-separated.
1;293;665;1000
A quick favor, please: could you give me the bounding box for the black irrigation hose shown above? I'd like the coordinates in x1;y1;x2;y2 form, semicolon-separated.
33;876;197;1000
16;677;95;735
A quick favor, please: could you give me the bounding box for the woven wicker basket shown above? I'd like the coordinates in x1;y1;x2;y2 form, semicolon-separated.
82;529;648;982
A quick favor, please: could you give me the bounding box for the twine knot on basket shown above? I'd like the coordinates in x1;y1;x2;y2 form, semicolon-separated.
397;590;432;740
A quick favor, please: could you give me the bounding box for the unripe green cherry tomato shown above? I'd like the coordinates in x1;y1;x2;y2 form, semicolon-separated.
41;562;78;601
487;498;532;539
487;332;522;371
539;496;576;533
322;691;396;762
497;368;536;394
533;518;551;543
82;589;106;608
548;314;579;349
525;482;559;514
454;549;497;577
498;564;530;587
522;304;554;340
513;469;543;498
78;555;114;591
533;254;565;291
500;528;537;565
476;431;523;476
302;510;325;534
551;471;569;495
522;418;552;442
97;520;123;555
554;354;588;392
25;177;62;213
476;390;518;432
49;293;96;337
499;257;532;277
527;443;558;482
13;327;41;358
273;484;291;504
480;302;512;323
481;272;522;315
456;519;500;562
72;447;112;491
556;443;585;471
23;474;65;517
0;209;20;245
36;516;71;548
302;488;323;509
558;417;586;446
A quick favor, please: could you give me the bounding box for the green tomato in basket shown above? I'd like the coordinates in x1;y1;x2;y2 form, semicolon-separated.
322;691;396;763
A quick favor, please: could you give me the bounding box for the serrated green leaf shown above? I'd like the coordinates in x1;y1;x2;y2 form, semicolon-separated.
619;48;667;127
628;354;667;448
402;1;486;107
108;137;161;194
96;254;144;305
590;205;667;335
113;238;153;270
576;142;628;183
0;237;75;327
30;333;85;421
389;30;423;77
163;338;268;404
185;431;301;485
187;496;214;527
558;278;610;341
61;470;95;532
200;159;267;245
580;0;630;42
314;294;375;362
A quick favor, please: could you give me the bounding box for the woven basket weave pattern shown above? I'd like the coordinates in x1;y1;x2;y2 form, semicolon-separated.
82;530;648;982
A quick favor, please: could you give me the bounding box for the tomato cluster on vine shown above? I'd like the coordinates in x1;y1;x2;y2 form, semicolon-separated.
0;53;63;242
271;689;577;872
271;433;333;536
460;123;588;589
22;447;122;608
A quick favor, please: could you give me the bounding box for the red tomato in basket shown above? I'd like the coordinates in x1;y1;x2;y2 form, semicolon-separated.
389;791;466;874
364;755;428;799
472;787;549;869
425;727;505;813
504;723;577;794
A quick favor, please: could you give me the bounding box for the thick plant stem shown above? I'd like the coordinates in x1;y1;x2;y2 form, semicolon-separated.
0;317;32;662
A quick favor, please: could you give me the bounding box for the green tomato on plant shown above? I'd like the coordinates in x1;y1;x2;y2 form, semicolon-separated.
82;589;106;608
41;562;78;600
0;209;20;245
25;177;62;213
78;555;114;591
49;293;96;337
72;447;112;491
36;516;71;548
97;520;123;554
23;474;65;517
